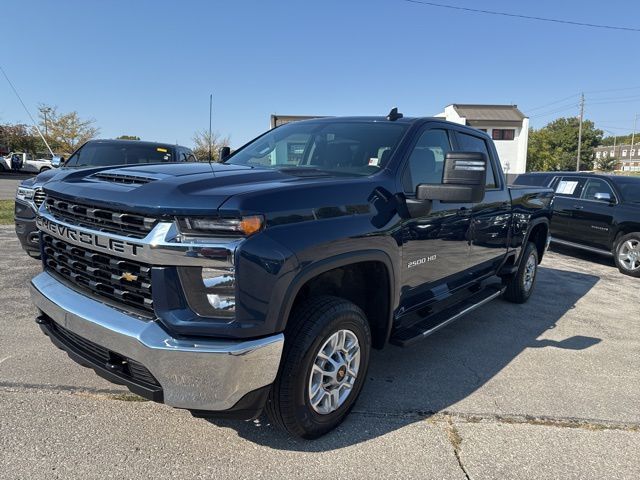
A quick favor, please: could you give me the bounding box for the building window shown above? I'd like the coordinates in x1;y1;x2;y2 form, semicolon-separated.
492;129;515;141
623;150;628;157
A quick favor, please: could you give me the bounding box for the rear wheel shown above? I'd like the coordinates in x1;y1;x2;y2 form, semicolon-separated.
265;296;371;439
503;242;539;304
614;233;640;277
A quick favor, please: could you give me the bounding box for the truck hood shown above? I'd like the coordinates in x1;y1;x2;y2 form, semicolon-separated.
42;162;374;216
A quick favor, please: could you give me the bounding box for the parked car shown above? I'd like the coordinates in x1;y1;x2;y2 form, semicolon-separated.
30;114;552;438
513;172;640;276
3;152;53;173
15;139;197;257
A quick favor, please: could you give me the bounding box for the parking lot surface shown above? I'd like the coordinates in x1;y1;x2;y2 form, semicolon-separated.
0;174;33;200
1;225;638;479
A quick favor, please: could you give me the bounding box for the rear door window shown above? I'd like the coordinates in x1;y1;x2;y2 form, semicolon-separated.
555;177;587;198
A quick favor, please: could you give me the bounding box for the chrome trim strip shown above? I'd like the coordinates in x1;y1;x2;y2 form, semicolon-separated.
420;287;505;339
550;237;613;257
36;209;241;267
31;271;284;411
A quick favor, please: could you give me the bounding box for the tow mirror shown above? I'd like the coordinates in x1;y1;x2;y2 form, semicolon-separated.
593;192;613;203
416;152;487;203
219;146;231;161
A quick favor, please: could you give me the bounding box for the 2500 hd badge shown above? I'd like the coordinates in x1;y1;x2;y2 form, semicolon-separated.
36;216;143;257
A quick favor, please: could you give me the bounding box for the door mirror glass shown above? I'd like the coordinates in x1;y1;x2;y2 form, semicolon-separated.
593;192;613;203
416;152;487;203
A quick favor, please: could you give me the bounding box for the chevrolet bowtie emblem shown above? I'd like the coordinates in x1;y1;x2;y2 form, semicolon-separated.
120;272;138;282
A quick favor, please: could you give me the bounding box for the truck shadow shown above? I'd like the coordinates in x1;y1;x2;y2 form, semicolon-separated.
206;265;601;450
549;244;615;269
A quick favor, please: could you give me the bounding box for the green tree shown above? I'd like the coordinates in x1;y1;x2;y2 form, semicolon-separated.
192;130;230;161
37;104;99;154
596;155;619;172
116;135;140;140
527;117;603;171
601;133;636;146
0;124;44;154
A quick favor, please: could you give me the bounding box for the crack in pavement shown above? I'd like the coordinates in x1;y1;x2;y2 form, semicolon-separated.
351;408;640;432
3;381;640;433
445;415;472;480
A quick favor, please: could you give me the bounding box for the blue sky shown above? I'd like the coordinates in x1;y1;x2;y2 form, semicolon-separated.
2;0;640;148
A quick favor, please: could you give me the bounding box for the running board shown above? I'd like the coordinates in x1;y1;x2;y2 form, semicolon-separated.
390;285;505;347
550;237;613;257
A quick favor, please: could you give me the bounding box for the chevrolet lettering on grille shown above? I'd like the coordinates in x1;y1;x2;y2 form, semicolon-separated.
37;216;143;257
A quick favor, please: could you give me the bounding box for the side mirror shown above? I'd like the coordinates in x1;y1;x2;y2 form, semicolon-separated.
416;152;487;203
593;192;613;203
219;146;231;161
51;156;61;167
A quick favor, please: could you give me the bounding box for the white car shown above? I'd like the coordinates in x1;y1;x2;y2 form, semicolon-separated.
3;152;53;173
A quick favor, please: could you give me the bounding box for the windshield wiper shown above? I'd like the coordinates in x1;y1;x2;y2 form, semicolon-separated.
278;167;332;177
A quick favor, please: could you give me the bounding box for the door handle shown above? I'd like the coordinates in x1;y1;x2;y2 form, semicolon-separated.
573;205;584;210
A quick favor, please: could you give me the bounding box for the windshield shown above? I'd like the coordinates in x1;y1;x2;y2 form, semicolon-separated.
225;121;408;176
616;179;640;203
64;143;176;168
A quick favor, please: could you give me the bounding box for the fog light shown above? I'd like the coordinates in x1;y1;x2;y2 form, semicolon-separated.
202;267;235;317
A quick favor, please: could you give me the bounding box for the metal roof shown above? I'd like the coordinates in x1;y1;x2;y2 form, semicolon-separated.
451;104;527;122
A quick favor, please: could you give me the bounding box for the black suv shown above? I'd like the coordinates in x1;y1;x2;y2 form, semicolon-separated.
514;172;640;276
15;139;197;257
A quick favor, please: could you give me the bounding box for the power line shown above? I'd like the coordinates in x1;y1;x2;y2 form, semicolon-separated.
0;64;54;156
529;103;579;119
399;0;640;32
526;94;579;112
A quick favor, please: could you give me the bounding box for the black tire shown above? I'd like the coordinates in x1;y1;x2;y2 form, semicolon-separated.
503;242;539;304
613;232;640;278
265;295;371;439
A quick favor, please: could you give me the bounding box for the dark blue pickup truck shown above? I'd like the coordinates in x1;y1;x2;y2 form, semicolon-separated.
30;113;552;438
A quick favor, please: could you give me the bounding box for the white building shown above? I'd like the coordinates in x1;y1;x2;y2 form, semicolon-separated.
435;104;529;174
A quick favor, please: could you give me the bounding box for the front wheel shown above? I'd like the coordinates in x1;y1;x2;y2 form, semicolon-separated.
503;242;539;304
265;296;371;439
614;233;640;277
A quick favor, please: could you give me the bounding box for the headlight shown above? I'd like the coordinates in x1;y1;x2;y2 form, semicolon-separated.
177;266;236;319
177;215;264;237
16;186;35;202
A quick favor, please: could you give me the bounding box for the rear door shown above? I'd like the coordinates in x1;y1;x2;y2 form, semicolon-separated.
570;178;617;249
550;176;588;241
454;130;511;274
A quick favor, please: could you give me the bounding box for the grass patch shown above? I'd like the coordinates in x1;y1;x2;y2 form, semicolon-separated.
0;200;14;225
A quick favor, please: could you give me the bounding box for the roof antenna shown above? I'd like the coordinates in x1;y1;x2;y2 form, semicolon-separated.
387;107;403;121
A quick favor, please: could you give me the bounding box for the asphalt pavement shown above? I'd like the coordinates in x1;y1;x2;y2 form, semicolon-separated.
0;225;638;479
0;173;33;200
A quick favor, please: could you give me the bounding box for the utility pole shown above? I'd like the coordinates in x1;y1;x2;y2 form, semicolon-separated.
576;93;585;171
42;106;51;138
632;114;638;147
208;94;213;163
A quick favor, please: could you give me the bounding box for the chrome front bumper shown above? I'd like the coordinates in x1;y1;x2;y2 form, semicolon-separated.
30;271;284;411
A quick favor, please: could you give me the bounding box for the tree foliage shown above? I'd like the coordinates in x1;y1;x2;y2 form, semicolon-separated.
192;130;230;161
527;117;603;171
601;133;637;146
38;104;99;154
0;124;45;154
596;155;619;172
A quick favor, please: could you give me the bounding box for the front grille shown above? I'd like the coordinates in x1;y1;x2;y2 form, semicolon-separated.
42;234;154;314
49;320;161;388
33;188;45;207
45;196;157;239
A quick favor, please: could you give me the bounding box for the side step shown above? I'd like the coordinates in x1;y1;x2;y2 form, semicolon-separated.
390;285;505;347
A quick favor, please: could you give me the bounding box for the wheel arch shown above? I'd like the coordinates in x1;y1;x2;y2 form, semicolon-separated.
276;250;397;349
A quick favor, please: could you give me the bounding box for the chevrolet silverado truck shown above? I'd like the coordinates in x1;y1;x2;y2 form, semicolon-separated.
30;113;553;439
15;139;197;257
514;172;640;277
